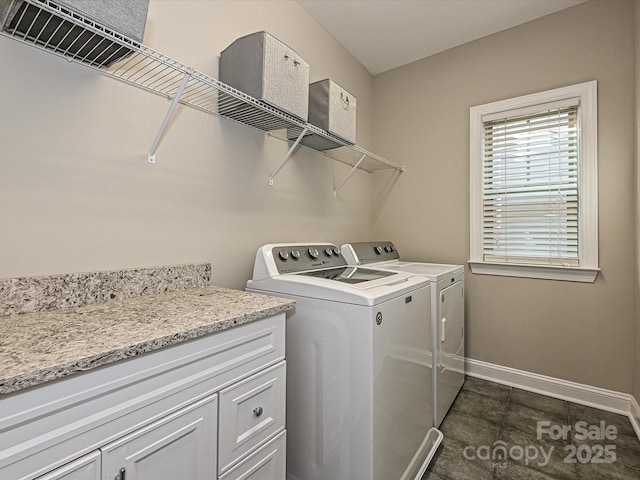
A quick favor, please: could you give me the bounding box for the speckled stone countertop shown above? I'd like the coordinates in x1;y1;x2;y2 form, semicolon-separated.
0;287;294;395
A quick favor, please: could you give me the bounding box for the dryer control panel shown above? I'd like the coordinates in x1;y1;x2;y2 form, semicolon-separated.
342;241;400;265
271;244;347;274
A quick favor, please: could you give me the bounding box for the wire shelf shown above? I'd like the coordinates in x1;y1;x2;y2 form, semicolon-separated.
0;0;405;189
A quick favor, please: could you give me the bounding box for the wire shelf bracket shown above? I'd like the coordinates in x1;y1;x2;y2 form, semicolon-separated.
333;153;367;196
269;126;308;186
148;68;193;164
0;0;406;193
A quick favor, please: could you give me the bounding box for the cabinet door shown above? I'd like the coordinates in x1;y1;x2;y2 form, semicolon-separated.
35;451;101;480
101;394;217;480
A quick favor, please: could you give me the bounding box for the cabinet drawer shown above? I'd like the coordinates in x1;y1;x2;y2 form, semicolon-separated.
35;451;100;480
219;362;286;473
220;430;285;480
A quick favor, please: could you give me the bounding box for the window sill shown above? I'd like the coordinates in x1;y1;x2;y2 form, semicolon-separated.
468;261;599;283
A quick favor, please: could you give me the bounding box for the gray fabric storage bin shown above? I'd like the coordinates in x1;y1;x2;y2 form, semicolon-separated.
286;79;356;150
219;31;309;122
58;0;148;42
307;79;357;144
0;0;149;66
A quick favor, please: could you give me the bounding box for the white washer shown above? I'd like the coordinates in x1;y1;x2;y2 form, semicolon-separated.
341;241;465;428
247;243;442;480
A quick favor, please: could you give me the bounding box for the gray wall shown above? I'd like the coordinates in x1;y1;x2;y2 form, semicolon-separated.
372;0;636;393
0;0;376;288
634;0;640;404
1;0;638;397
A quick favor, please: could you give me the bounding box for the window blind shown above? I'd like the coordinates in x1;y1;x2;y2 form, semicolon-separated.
482;101;579;266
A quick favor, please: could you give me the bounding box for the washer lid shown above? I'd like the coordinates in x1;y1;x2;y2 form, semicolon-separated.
295;266;395;284
246;270;428;306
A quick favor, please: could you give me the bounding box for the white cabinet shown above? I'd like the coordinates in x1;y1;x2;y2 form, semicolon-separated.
220;431;286;480
101;394;218;480
35;452;101;480
0;314;286;480
218;362;286;473
36;395;218;480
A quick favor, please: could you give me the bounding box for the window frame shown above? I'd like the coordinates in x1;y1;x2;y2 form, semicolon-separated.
469;81;599;283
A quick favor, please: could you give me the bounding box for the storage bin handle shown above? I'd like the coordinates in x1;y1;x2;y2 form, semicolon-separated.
340;92;350;108
283;53;300;66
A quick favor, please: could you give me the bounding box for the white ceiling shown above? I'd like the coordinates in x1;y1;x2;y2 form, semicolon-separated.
297;0;587;75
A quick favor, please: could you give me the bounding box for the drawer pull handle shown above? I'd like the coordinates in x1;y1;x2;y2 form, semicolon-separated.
254;406;264;417
115;467;126;480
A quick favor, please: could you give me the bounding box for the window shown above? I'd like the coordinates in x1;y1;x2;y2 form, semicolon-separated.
469;81;598;282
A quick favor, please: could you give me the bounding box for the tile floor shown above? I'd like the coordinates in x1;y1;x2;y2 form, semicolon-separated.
423;377;640;480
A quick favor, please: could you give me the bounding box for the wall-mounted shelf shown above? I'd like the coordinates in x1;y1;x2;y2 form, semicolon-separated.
0;0;405;194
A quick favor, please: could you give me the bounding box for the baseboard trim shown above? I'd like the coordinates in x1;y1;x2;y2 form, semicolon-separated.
630;395;640;440
465;357;639;440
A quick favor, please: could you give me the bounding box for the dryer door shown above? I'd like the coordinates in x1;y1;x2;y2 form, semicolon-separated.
435;280;465;427
438;281;464;373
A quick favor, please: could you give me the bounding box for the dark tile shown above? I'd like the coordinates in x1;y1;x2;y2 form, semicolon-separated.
573;431;640;470
449;389;508;425
428;437;494;480
435;377;640;480
493;461;562;480
510;388;569;417
613;432;640;469
501;426;578;480
505;402;568;438
440;411;502;447
462;376;511;402
568;403;636;438
576;460;640;480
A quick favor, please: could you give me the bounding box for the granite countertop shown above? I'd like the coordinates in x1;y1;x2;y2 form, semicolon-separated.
0;286;294;395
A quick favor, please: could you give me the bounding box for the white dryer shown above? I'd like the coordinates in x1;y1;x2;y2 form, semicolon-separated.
341;241;465;428
247;243;442;480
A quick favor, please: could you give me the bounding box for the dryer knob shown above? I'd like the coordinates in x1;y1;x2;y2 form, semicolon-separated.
290;249;300;260
332;247;340;256
374;246;383;255
308;248;319;259
384;246;392;253
278;250;289;261
324;248;333;256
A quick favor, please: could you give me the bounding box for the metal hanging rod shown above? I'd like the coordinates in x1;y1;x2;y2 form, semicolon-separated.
0;0;405;189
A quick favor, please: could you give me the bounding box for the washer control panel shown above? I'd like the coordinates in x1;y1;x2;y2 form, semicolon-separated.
343;241;400;265
271;244;346;274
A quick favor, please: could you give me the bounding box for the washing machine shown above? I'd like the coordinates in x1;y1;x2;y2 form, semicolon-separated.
341;241;465;428
246;243;442;480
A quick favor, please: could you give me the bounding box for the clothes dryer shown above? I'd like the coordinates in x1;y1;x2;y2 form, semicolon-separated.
247;243;442;480
341;241;465;428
